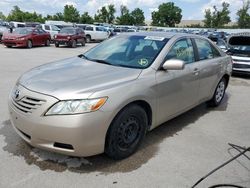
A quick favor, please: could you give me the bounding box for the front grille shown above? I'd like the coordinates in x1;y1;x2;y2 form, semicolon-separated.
233;63;250;69
12;96;46;114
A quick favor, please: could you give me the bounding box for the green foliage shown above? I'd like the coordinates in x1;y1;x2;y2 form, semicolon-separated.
151;2;182;27
95;4;116;24
80;12;93;24
63;5;80;23
116;5;133;25
0;12;6;20
203;2;231;28
237;0;250;28
7;6;45;23
130;8;145;25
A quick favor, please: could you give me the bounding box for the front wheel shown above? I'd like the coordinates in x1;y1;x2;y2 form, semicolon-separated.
207;78;227;107
105;104;148;160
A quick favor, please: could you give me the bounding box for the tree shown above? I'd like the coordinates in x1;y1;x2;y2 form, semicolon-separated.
80;12;93;24
107;4;116;24
203;2;231;28
151;2;182;27
7;6;23;22
0;12;6;20
63;5;80;23
130;8;145;25
237;0;250;28
204;9;212;28
94;4;116;23
116;5;133;25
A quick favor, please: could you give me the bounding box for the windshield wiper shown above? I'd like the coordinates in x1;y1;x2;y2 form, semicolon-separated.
91;59;112;65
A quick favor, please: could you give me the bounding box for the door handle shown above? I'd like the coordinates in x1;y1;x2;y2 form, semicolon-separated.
193;68;199;76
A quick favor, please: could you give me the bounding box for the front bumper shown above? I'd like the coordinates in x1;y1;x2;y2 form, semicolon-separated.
232;63;250;75
54;39;71;46
2;39;27;47
8;85;113;157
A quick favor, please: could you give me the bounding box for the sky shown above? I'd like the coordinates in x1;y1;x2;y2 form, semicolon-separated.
0;0;248;21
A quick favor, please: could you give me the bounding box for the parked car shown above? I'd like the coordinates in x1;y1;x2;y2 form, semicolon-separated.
227;33;250;75
40;24;60;39
54;27;86;48
2;27;51;48
8;32;232;160
84;25;109;43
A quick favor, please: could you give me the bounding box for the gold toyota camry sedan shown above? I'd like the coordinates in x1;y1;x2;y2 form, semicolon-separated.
9;32;232;159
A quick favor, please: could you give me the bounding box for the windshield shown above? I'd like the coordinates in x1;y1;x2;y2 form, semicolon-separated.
229;36;250;52
13;28;32;35
59;28;76;34
83;35;168;69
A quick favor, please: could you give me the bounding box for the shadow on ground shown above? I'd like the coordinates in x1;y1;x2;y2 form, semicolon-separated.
0;96;229;175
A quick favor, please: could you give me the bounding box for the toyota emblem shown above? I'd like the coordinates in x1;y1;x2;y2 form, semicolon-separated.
14;89;20;100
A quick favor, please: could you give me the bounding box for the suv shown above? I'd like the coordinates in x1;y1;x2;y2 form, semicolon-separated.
226;33;250;75
40;24;60;39
54;27;86;48
84;25;109;43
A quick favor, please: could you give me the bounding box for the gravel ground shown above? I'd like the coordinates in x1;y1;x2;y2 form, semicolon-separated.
0;43;249;188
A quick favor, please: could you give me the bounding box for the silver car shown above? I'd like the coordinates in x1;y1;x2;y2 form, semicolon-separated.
9;32;232;159
226;33;250;75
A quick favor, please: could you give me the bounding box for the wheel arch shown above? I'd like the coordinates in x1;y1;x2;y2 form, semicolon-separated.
105;99;153;143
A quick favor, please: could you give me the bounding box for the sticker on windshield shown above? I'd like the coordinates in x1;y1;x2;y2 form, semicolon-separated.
144;36;165;41
138;58;149;66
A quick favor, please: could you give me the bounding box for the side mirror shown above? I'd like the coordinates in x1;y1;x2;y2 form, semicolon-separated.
162;59;185;70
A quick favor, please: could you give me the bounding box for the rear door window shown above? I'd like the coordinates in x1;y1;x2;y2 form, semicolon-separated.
195;38;214;60
165;39;195;64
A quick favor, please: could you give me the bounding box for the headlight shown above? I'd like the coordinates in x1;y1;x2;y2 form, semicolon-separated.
45;97;107;115
54;35;57;39
67;36;71;40
17;37;25;40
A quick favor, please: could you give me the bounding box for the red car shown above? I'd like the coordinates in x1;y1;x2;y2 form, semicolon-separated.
2;27;51;48
54;27;86;48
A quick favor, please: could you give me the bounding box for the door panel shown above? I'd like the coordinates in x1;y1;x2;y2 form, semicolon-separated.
155;38;200;125
155;64;199;125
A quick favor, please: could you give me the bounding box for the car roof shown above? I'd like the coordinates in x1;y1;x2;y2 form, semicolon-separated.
121;31;199;39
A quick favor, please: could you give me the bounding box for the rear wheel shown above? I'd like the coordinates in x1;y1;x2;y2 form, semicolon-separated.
45;39;50;46
81;39;85;46
86;35;91;43
71;40;77;48
55;42;59;47
105;104;147;160
207;78;226;107
27;40;32;48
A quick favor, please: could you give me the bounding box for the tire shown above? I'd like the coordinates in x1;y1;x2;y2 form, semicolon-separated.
71;40;77;48
27;40;32;49
81;39;85;46
55;42;59;48
105;104;148;160
86;35;91;43
207;78;227;107
6;46;12;48
45;39;50;46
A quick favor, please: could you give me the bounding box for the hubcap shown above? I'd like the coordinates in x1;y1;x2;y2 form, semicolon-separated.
117;116;140;150
215;81;225;103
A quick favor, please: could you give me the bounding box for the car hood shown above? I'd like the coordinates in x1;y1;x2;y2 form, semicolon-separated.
19;57;142;100
3;33;27;39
